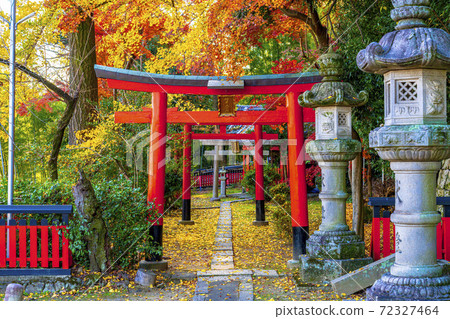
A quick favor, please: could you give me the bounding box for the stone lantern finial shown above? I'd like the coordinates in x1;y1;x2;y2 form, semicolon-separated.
357;0;450;74
301;53;368;140
391;0;431;30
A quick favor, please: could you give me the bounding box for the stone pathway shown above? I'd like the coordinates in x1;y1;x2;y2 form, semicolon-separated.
193;197;278;301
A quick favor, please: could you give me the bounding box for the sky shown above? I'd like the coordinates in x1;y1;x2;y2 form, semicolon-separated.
0;0;10;15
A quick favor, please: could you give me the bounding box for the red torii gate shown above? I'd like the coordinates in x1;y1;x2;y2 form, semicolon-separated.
116;106;283;225
179;125;280;225
95;64;320;265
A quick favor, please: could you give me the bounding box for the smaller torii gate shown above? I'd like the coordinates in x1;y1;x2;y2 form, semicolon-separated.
96;64;320;266
179;125;279;226
115;109;283;226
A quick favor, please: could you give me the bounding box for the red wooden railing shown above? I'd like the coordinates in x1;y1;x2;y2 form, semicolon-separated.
0;223;70;269
0;205;72;275
194;166;244;188
369;197;450;262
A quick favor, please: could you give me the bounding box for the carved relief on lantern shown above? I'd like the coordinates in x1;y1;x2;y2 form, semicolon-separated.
380;69;446;126
316;106;352;140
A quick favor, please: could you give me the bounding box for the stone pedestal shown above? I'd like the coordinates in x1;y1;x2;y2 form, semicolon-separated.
135;269;156;287
300;140;372;282
139;259;168;271
299;230;372;282
4;283;24;301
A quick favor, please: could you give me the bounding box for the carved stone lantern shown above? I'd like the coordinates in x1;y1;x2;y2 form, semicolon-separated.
357;0;450;300
298;53;372;282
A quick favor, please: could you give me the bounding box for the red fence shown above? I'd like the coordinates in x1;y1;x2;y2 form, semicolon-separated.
194;166;244;188
369;197;450;262
0;205;72;276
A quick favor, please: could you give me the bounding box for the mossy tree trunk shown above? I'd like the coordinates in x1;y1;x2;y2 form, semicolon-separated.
68;15;98;145
72;168;109;272
437;159;450;198
351;129;364;239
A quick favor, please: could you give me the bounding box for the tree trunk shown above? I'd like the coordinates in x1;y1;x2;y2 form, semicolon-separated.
306;0;330;49
437;159;450;198
68;15;98;144
367;162;373;197
281;0;330;50
48;99;78;180
351;149;364;238
72;168;109;272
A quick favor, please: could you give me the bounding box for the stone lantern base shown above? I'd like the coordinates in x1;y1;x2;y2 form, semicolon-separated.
299;230;372;283
367;271;450;301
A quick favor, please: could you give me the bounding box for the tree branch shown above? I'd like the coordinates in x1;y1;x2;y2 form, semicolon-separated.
280;8;309;22
0;58;74;103
48;79;82;180
322;0;338;19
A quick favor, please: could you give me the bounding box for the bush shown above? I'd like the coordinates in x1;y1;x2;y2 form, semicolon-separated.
94;177;158;269
0;177;159;270
241;164;281;200
269;182;290;204
164;160;183;210
267;183;292;240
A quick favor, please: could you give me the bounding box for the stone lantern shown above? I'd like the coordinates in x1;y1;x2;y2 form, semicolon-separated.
357;0;450;300
298;53;372;282
219;166;228;199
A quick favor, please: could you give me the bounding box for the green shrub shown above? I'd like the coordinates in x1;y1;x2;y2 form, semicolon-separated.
241;164;281;200
267;183;292;240
94;177;159;269
164;160;183;210
0;177;159;270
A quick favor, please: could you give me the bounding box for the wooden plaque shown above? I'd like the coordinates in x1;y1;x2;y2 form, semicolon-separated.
218;95;236;117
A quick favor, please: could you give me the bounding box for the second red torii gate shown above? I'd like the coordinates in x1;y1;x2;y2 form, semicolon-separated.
180;125;280;226
116;107;283;225
95;64;320;266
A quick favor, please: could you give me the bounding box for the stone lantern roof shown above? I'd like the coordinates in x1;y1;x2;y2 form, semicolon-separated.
357;0;450;74
300;53;368;108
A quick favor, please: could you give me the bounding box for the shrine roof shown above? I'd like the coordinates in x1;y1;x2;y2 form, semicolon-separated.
94;65;321;90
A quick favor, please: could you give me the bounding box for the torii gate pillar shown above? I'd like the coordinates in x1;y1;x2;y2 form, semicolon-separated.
146;92;168;265
180;124;194;225
253;124;268;226
287;92;309;266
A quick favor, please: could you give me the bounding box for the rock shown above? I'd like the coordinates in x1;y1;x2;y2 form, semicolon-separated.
25;282;45;294
43;283;56;292
4;284;24;301
53;281;65;291
135;269;156;287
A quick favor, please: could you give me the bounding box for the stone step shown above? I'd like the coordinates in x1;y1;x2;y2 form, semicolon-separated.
211;255;234;264
211;263;234;270
252;269;279;278
213;251;233;256
198;269;253;277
